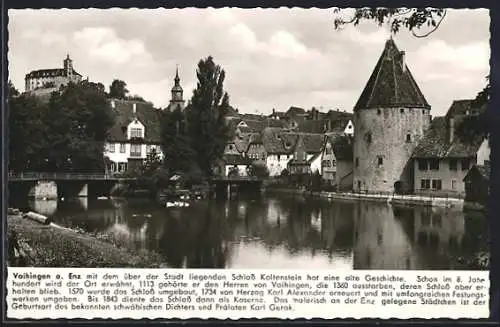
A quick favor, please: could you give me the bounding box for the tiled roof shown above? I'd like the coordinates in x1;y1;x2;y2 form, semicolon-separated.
107;99;162;143
354;38;430;110
261;128;298;154
301;133;324;153
412;116;485;158
445;99;486;119
297;120;327;133
26;68;82;79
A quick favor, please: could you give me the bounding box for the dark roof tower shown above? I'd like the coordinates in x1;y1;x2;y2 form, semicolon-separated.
354;38;430;111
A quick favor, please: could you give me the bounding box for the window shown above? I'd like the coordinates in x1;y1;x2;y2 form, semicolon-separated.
130;144;141;157
421;179;431;189
355;157;359;167
432;179;442;190
366;132;372;143
451;179;457;190
429;159;439;170
120;144;126;153
461;158;471;171
449;159;458;171
332;159;336;167
146;145;151;154
107;143;115;153
377;109;381;115
418;159;428;171
377;156;383;167
229;144;234;150
130;128;143;138
406;134;411;142
400;108;405;114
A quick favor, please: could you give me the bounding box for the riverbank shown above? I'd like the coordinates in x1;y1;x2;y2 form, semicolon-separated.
267;187;466;209
7;213;164;268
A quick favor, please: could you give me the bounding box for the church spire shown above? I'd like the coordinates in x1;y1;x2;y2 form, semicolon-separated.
174;64;180;86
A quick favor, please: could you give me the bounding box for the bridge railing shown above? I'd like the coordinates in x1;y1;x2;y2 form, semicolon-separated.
8;172;113;180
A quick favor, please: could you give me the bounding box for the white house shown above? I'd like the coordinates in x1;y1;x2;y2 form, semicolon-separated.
104;99;163;174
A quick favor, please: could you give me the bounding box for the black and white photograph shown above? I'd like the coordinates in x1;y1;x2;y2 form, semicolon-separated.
7;7;491;271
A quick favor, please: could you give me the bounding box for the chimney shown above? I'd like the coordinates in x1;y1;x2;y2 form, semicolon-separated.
400;51;406;72
133;103;137;114
449;117;455;143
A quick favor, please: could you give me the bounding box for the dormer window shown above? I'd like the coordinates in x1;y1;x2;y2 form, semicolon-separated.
130;127;143;138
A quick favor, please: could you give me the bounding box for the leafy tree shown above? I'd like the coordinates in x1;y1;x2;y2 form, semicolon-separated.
247;162;269;178
42;81;115;172
8;86;48;172
109;79;129;99
186;56;231;179
333;8;447;38
160;107;196;175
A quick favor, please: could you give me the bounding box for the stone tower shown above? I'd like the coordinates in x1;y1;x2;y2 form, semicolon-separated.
353;38;431;194
167;66;186;111
63;54;73;79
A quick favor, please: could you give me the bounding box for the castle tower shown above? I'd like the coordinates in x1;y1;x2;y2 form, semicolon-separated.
352;38;431;194
63;54;73;79
167;65;186;111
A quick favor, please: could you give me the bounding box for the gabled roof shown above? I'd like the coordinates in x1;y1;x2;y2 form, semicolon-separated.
261;127;298;155
354;38;430;111
412;116;485;158
301;133;324;153
286;106;307;117
445;99;486;120
107;99;162;143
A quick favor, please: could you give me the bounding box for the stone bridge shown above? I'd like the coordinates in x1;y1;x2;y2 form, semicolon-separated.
8;172;133;200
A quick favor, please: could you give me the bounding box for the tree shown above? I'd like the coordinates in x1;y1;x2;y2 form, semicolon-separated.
160;107;197;175
8;86;48;172
109;79;129;99
247;162;269;178
186;56;231;179
333;8;447;38
42;81;115;171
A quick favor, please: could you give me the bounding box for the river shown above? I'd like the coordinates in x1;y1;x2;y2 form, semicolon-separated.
9;193;488;270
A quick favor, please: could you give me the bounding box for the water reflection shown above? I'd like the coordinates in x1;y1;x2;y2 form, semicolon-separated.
14;194;487;270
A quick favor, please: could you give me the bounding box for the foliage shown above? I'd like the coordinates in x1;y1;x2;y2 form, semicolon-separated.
333;8;447;38
160;107;196;175
8;87;47;171
109;79;129;99
228;166;240;177
42;81;115;171
186;56;231;179
8;81;115;172
247;162;270;178
280;168;290;177
124;149;169;195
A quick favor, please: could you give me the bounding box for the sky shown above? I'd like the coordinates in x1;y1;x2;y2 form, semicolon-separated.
8;8;490;116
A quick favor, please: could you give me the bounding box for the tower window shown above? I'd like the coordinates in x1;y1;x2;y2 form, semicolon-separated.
400;108;405;114
406;134;411;142
377;156;383;166
366;132;372;143
355;157;359;167
377;109;382;115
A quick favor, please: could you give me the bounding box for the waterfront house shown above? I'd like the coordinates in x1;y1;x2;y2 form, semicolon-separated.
463;163;490;205
321;134;354;190
104;99;163;174
411;100;489;197
261;127;296;176
287;133;324;182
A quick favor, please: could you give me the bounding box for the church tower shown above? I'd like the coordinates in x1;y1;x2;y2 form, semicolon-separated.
352;38;431;194
167;66;186;111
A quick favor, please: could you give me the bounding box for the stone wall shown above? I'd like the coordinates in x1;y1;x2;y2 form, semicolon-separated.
353;107;431;193
28;181;58;200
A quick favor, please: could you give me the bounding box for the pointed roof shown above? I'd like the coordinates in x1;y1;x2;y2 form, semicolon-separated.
172;65;183;92
354;38;430;111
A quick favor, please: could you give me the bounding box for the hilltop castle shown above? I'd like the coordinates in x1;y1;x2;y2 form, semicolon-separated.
24;54;83;93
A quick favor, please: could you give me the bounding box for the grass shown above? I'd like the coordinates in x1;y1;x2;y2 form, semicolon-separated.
7;214;164;268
